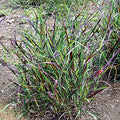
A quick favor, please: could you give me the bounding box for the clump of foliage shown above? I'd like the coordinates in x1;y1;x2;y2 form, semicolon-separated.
0;0;120;119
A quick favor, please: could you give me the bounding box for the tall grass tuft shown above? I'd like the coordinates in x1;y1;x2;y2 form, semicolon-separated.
0;0;120;119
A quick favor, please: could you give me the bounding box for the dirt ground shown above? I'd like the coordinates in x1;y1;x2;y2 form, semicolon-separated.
0;0;120;120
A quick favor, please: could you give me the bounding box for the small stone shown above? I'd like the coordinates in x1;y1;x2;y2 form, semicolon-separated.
0;14;5;18
6;19;14;24
111;105;114;107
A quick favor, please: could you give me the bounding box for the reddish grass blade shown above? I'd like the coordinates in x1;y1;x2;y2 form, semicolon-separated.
87;89;104;99
82;64;88;75
0;41;10;53
63;24;69;46
41;62;62;70
73;10;84;22
91;0;101;12
70;52;74;71
107;12;112;29
86;51;98;62
0;59;17;75
82;25;89;33
0;59;7;66
94;69;104;77
27;86;39;93
48;61;58;71
33;74;38;85
38;65;45;84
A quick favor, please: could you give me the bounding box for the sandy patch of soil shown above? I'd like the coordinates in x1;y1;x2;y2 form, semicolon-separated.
83;88;120;120
0;0;24;103
0;101;28;120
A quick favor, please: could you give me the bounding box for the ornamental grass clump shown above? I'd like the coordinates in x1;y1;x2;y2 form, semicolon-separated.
0;1;119;119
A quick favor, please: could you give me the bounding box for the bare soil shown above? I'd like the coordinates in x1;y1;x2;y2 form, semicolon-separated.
0;0;120;120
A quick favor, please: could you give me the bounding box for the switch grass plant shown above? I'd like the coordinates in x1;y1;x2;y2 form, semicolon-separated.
0;0;120;119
